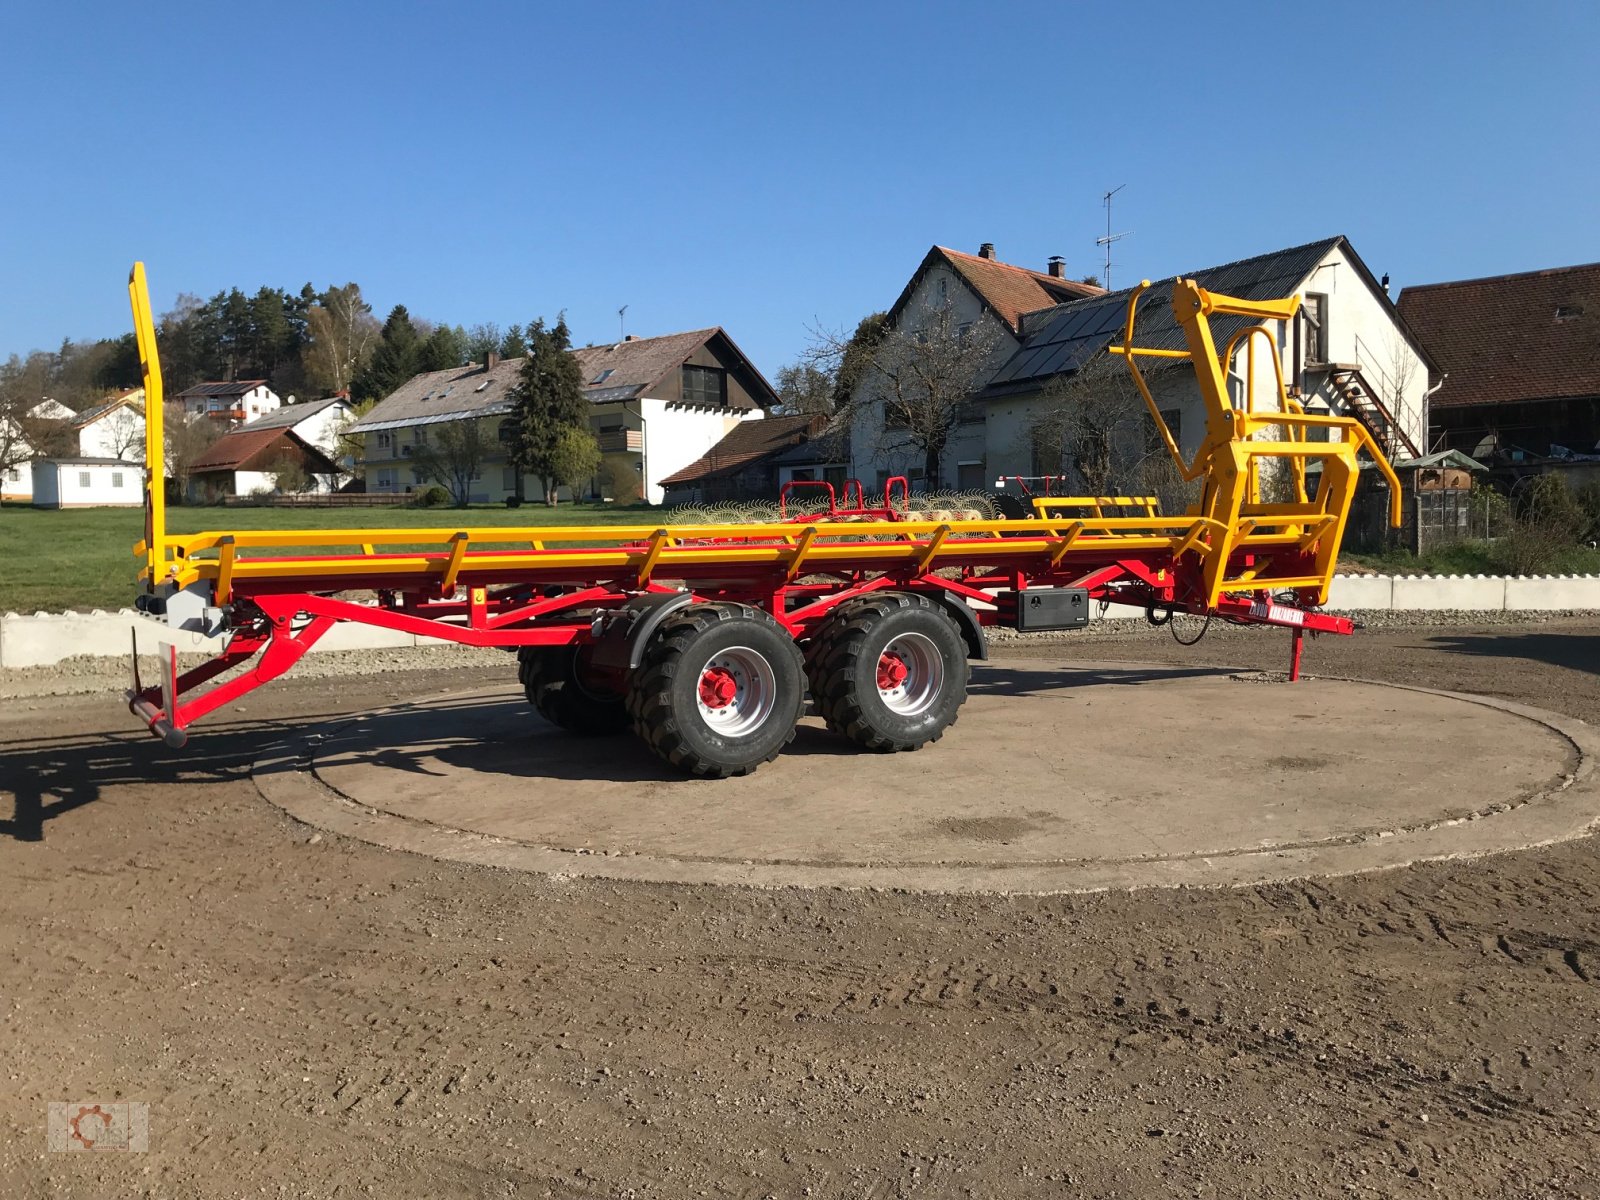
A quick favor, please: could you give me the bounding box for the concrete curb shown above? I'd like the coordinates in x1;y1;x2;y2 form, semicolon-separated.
6;572;1600;667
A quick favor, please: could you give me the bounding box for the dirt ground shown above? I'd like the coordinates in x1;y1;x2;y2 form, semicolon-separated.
4;619;1600;1199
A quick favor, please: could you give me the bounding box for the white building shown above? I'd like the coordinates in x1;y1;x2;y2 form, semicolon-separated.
352;329;779;505
72;388;147;460
1;398;76;501
30;458;142;508
171;380;282;427
235;394;355;484
981;236;1436;480
849;237;1436;494
846;244;1102;490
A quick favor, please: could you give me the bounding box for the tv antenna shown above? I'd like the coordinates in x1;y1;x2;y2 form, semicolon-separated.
1096;185;1130;290
617;304;629;340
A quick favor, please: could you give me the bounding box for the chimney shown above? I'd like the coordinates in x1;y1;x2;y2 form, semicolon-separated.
624;334;638;342
1047;256;1066;278
485;350;500;372
978;243;996;260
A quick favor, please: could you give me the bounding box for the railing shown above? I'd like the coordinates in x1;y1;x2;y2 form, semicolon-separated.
1351;332;1421;457
597;429;644;452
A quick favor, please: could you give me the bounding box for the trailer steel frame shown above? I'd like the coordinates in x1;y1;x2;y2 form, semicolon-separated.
121;263;1402;770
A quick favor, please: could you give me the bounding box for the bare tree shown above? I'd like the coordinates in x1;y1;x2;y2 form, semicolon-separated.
834;302;997;484
302;285;381;395
164;405;223;502
412;418;491;507
773;363;835;416
1028;353;1198;512
0;353;68;492
96;404;147;461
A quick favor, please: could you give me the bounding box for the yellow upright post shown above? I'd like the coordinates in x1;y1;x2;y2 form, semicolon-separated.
128;263;166;589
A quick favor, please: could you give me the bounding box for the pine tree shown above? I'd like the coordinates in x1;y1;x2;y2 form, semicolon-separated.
506;317;595;505
353;305;421;402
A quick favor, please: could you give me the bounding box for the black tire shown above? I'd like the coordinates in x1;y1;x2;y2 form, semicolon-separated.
807;593;969;752
626;604;805;778
518;645;629;736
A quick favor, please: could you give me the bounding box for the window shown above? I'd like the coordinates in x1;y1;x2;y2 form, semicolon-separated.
502;468;517;490
78;471;91;487
591;368;614;384
1303;293;1329;363
377;431;392;450
112;472;124;488
682;364;726;406
412;468;424;485
1556;304;1584;321
956;321;973;340
376;468;395;489
414;426;428;445
5;467;19;482
957;461;985;490
934;277;949;305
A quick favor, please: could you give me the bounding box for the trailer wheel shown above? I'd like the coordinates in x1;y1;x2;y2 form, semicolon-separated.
518;646;629;736
627;604;804;778
808;593;969;752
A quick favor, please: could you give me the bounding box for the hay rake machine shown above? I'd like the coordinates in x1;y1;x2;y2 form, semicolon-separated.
124;263;1401;776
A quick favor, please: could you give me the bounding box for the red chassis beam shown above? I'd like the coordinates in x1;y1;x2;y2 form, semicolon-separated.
126;550;1353;745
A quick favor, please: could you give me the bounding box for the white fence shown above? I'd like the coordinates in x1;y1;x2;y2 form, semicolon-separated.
4;574;1600;668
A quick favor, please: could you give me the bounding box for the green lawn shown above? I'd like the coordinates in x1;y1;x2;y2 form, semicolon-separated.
0;501;662;613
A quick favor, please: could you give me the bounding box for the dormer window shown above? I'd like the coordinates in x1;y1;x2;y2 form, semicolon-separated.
682;364;726;406
1556;304;1583;321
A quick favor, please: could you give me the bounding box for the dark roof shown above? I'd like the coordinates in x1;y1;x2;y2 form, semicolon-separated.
188;427;339;474
173;380;270;399
239;395;350;430
983;236;1384;397
1397;262;1600;409
350;327;775;434
659;414;825;485
890;247;1104;335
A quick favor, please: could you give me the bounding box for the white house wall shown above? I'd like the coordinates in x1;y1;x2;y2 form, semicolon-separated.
79;407;146;460
638;398;760;506
31;462;140;508
1295;244;1431;454
848;262;1018;490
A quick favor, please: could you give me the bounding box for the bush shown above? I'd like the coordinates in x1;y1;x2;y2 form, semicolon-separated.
504;494;523;509
412;484;450;508
1489;474;1589;575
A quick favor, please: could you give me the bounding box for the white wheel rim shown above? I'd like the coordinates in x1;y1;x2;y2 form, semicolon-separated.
876;632;943;716
695;646;777;737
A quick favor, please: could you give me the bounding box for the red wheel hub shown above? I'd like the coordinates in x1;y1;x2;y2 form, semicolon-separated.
698;666;738;709
876;651;909;691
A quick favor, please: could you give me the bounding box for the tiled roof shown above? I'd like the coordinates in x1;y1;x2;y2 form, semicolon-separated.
572;329;720;402
937;248;1103;331
188;427;338;474
659;414;824;485
173;380;270;399
1397;263;1600;409
983;237;1349;397
350;328;769;434
239;395;349;430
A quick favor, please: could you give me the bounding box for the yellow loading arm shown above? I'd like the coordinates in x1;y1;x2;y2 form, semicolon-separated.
1109;277;1404;608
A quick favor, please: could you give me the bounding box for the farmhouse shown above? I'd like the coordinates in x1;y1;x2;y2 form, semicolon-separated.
848;237;1437;496
172;380;282;426
351;329;778;505
185;425;342;501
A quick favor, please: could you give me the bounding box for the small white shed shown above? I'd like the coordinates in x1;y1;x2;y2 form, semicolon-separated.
30;458;142;508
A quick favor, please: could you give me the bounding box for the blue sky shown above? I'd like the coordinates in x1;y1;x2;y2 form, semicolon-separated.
2;0;1596;380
